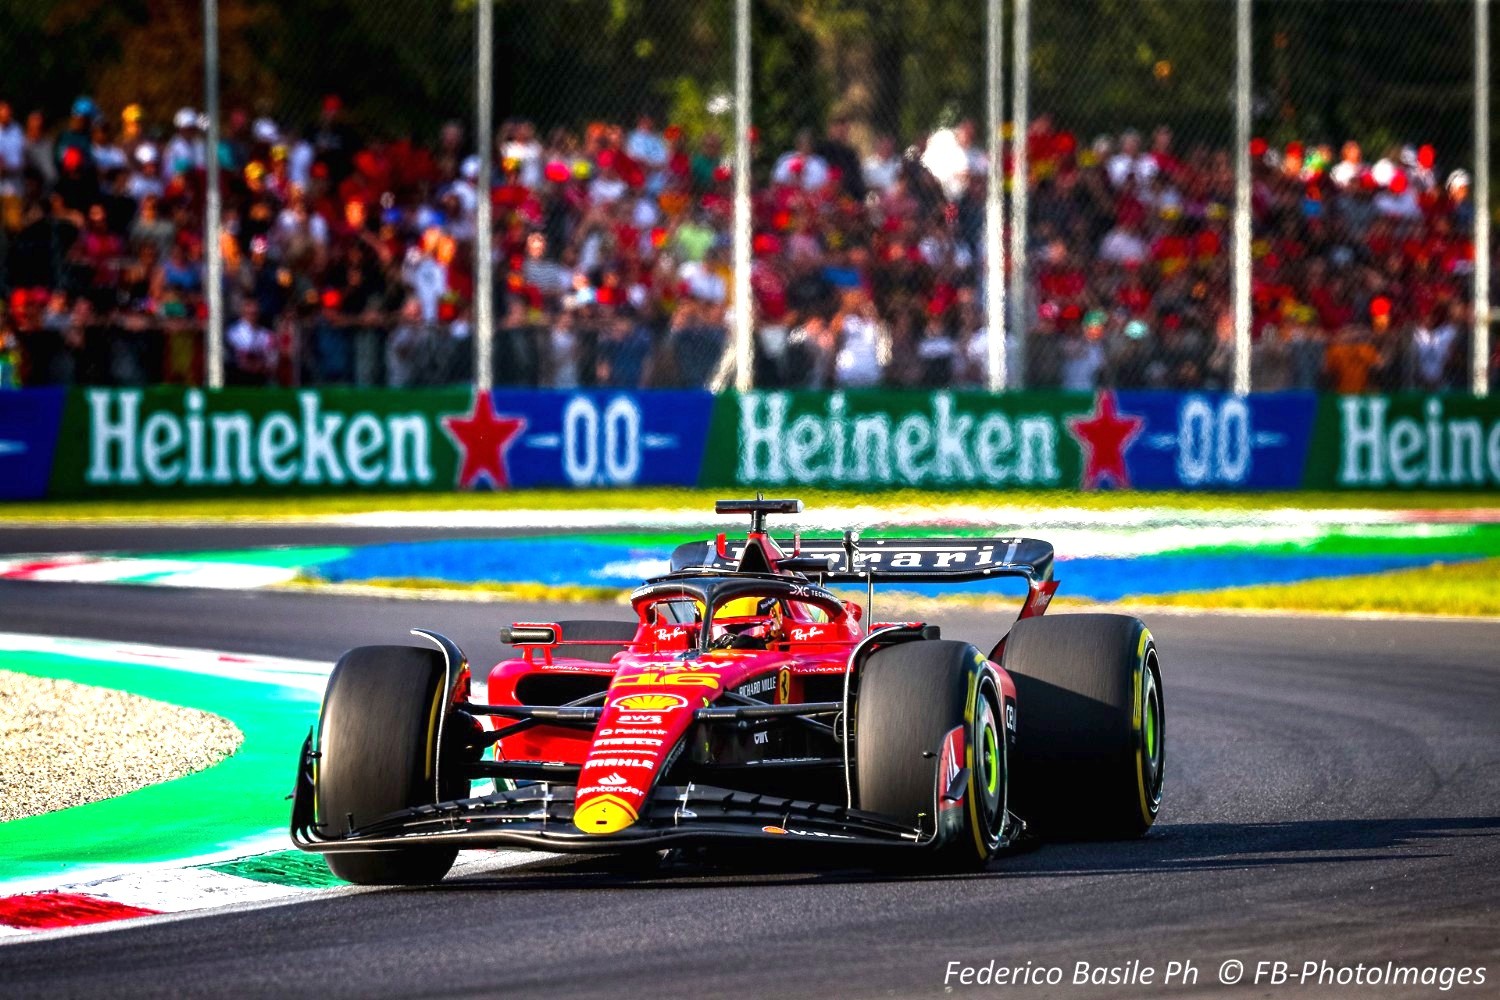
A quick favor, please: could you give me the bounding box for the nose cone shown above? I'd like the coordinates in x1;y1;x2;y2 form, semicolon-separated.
573;661;736;836
574;794;639;835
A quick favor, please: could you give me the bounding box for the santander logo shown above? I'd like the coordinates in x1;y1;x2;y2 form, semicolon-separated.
597;773;629;786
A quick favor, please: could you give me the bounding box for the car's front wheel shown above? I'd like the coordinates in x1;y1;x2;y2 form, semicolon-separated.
855;640;1008;869
314;644;460;885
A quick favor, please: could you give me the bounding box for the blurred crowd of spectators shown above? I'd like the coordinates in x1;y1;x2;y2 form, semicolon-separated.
0;92;1492;393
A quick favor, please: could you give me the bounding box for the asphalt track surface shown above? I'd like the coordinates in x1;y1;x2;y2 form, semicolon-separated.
0;527;1498;998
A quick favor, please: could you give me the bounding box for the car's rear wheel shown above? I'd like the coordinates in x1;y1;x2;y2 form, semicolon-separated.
855;640;1007;869
315;644;460;885
1001;614;1163;840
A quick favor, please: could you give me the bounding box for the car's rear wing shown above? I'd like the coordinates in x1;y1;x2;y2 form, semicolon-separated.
670;536;1054;586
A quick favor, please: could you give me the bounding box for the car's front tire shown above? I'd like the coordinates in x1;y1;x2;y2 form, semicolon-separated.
315;644;460;885
855;640;1008;869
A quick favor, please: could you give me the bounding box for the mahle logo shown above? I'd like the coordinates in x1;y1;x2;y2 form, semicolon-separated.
1339;397;1500;488
737;391;1062;487
84;389;435;488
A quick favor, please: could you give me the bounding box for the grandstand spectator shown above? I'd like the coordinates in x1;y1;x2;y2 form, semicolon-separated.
862;134;902;195
1107;129;1156;189
225;299;278;385
625;113;669;174
914;312;956;388
434;120;466;185
1410;303;1463;391
816;117;865;201
0;312;19;387
22;110;56;189
832;289;885;388
1324;324;1382;393
596;309;652;388
311;94;358;184
0;89;1489;395
921;119;982;201
0;101;23;199
773;129;831;193
53;98;98;209
163;108;203;182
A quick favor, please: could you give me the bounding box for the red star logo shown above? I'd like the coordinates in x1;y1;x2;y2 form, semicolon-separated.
1067;391;1143;489
442;391;527;489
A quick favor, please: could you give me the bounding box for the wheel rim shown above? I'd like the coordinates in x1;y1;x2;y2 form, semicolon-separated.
972;681;1005;846
982;721;1000;798
1140;660;1164;807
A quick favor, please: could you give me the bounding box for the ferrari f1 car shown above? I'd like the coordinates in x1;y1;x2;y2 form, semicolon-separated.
291;498;1164;884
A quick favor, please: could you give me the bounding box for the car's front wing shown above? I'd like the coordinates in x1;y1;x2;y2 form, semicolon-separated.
291;770;932;853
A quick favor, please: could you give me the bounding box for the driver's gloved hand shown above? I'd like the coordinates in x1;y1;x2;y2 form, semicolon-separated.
728;633;769;650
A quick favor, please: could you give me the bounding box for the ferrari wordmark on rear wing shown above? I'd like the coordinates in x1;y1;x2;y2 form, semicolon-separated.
670;536;1055;586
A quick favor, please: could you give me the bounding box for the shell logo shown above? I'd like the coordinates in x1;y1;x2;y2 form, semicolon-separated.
611;693;689;711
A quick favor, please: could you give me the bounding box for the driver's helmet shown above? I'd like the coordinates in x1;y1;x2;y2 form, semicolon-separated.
715;596;763;620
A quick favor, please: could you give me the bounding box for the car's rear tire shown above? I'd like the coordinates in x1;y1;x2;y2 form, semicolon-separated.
315;644;460;885
856;640;1007;869
1001;614;1163;840
538;620;639;664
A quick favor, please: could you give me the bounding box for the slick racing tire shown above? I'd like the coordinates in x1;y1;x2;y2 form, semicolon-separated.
1001;614;1163;840
537;620;639;664
315;645;460;885
856;640;1007;870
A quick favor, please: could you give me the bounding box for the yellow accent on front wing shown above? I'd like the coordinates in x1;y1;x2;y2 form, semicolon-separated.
574;794;640;835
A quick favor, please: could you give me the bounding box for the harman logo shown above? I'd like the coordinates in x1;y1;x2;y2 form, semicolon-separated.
1339;397;1500;487
737;391;1061;487
83;389;434;488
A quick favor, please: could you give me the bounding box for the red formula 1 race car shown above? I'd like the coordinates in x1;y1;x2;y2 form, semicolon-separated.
291;498;1164;884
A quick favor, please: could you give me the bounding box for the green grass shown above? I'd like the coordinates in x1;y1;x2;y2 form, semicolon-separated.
1134;558;1500;617
6;487;1498;523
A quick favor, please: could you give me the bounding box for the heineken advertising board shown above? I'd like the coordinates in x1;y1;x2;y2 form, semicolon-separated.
2;387;1496;500
698;390;1321;491
1305;394;1500;490
45;387;715;498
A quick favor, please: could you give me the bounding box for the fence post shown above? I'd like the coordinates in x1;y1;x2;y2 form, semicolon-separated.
203;0;224;389
985;0;1007;391
731;0;753;392
475;0;494;393
1476;0;1492;397
1008;0;1030;390
1231;0;1252;396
